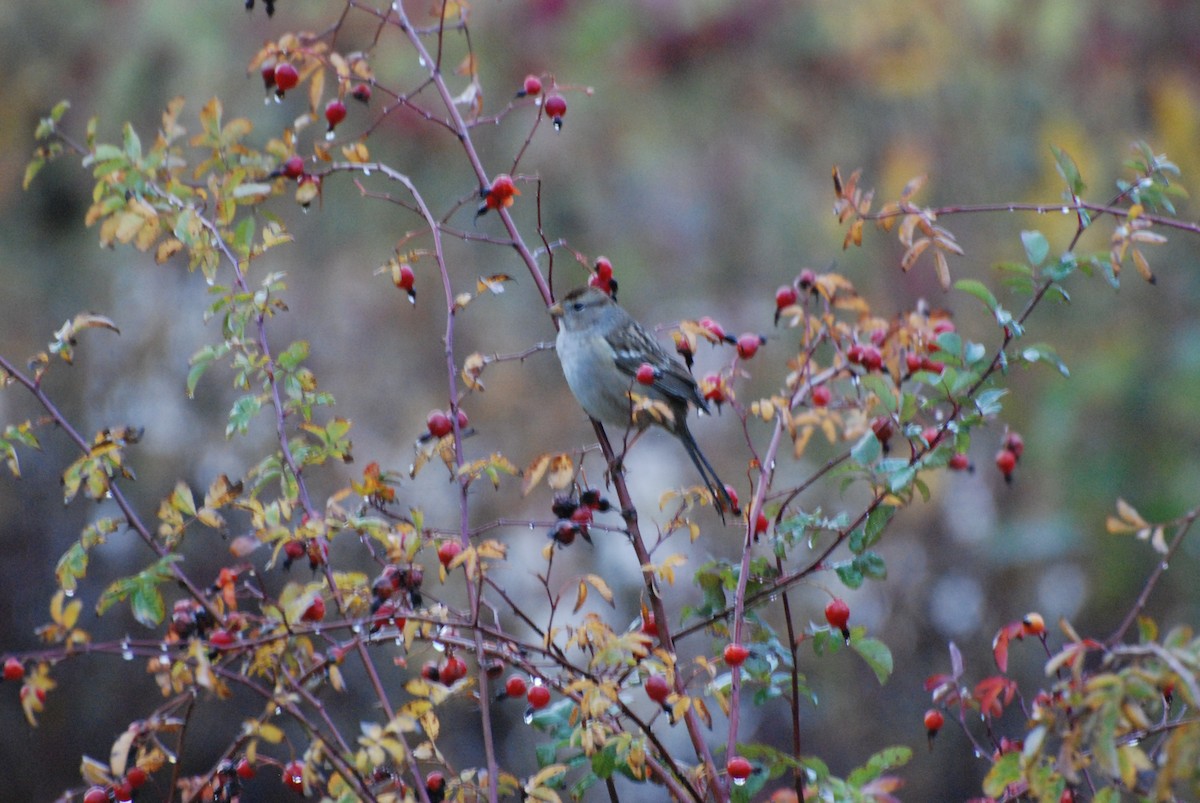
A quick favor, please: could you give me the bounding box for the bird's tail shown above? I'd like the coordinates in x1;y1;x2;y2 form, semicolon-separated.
678;424;735;523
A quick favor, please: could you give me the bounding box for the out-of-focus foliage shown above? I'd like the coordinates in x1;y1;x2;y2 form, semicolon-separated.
2;1;1200;801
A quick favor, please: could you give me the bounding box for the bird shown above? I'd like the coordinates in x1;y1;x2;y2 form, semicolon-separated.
549;286;734;520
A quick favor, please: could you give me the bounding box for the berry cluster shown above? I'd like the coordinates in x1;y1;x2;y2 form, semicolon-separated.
549;489;612;546
995;430;1024;482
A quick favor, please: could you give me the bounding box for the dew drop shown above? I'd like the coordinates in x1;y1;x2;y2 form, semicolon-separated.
351;623;363;634
275;705;283;716
311;626;321;636
264;96;272;106
160;642;169;655
418;56;427;67
553;120;563;132
273;94;283;105
1160;561;1169;571
362;168;371;177
1061;207;1070;214
432;640;445;652
523;708;535;724
394;636;403;646
1007;206;1015;212
122;642;135;661
63;588;75;598
732;777;747;787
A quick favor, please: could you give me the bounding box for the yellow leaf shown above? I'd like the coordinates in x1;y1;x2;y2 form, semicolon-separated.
1115;498;1148;528
573;581;588;613
934;250;951;290
584;574;614;606
155;238;184;264
547;454;575;490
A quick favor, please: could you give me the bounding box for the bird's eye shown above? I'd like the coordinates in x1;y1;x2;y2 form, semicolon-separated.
571;301;585;311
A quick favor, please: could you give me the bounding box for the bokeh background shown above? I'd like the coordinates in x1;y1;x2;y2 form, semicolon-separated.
3;0;1200;799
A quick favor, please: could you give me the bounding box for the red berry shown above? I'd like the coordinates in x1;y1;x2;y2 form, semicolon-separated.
775;285;798;309
995;448;1017;479
484;174;520;211
701;373;726;405
735;333;763;359
726;756;753;781
283;760;305;793
209;629;235;649
301;596;325;623
2;658;24;682
324;99;347;131
126;767;148;789
811;385;831;407
922;426;942;447
948;452;970;471
396;263;416;292
427;410;453;438
425;770;445;791
871;416;894;444
274;62;299;94
505;675;528;698
113;780;134;802
644;674;670;704
236;758;257;780
924;708;945;733
635;362;657;385
83;788;108;803
351;82;372;103
1004;431;1025;460
261;63;278;90
753;512;769;536
437;540;463;568
544;94;567;121
1022;612;1046;636
847;344;864;364
593;256;613;281
527;683;551;709
522;74;543;97
454;409;469;430
284;539;306;560
824;597;850;637
723;643;749;667
905;352;923;373
861;345;883;372
640;614;658;638
549;520;577;545
570;506;593;527
440;655;467;684
698;316;727;342
282;156;305;180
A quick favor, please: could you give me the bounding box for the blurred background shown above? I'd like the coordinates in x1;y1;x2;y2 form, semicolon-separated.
3;0;1200;799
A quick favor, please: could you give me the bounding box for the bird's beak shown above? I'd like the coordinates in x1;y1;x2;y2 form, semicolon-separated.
548;301;564;318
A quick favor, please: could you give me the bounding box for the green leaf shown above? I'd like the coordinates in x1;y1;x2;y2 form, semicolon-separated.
1020;230;1050;267
850;431;881;465
835;562;863;589
226;394;263;438
590;745;616;779
982;751;1022;797
973;388;1007;417
857;551;887;580
954;279;998;313
1050;144;1086;195
1043;251;1077;282
847;745;912;786
1020;343;1070;377
850;635;893;683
